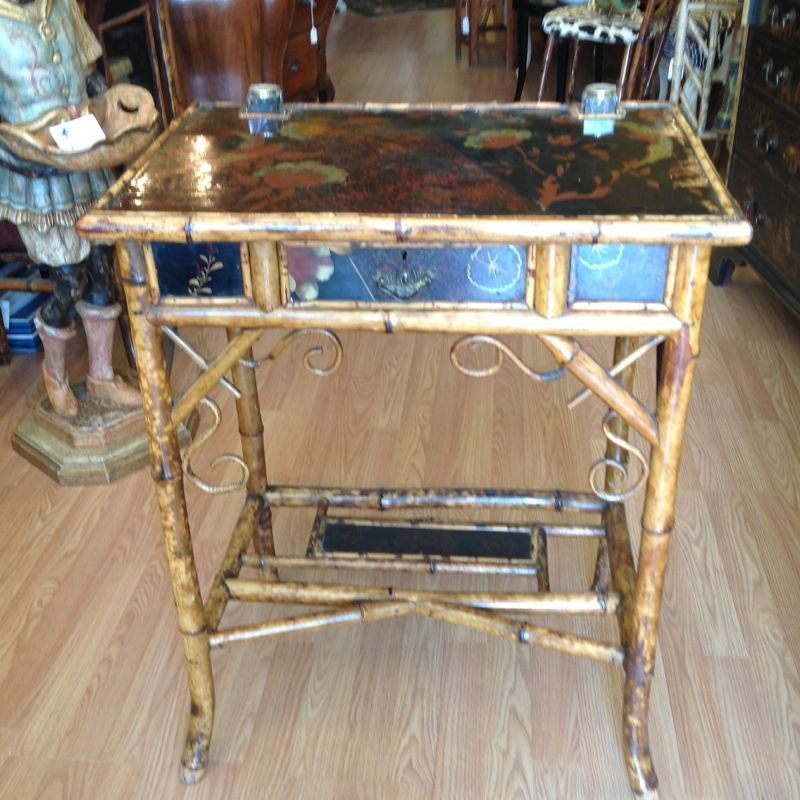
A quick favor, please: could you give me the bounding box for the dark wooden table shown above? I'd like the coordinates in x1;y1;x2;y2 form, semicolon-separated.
79;101;749;798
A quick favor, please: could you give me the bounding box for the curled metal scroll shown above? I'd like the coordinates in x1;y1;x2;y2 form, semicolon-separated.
240;329;343;375
588;410;649;503
182;396;250;494
450;335;565;382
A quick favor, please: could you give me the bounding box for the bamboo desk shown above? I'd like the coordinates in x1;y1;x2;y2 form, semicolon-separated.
78;101;750;799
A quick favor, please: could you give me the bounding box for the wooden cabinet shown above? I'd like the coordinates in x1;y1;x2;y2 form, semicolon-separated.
167;0;337;105
724;0;800;312
284;0;337;101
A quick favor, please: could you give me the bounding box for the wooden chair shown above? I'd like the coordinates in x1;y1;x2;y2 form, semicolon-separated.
455;0;516;67
536;0;678;101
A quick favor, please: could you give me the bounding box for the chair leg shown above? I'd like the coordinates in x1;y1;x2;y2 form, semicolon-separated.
468;0;480;65
566;40;581;101
537;35;557;101
513;7;531;100
617;43;633;100
455;0;463;59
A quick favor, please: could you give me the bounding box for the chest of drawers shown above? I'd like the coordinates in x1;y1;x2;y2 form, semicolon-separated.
727;0;800;312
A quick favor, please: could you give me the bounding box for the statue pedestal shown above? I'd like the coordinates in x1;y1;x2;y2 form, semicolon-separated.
12;378;192;485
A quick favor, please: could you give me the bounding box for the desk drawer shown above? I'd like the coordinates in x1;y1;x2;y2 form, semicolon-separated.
283;245;527;304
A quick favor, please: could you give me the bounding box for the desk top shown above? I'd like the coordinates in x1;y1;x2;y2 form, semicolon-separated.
79;102;750;245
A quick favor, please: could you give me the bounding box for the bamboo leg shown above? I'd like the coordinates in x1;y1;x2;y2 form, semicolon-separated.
594;336;638;592
623;245;710;798
227;329;277;580
118;241;214;784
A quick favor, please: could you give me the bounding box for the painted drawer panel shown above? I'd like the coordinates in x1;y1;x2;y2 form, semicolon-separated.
569;244;669;304
284;245;527;303
151;242;245;299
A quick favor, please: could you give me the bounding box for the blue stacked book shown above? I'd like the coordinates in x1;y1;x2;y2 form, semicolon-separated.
0;262;47;354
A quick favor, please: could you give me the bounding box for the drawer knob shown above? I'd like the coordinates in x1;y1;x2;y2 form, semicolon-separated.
754;126;779;154
286;58;300;74
763;59;792;89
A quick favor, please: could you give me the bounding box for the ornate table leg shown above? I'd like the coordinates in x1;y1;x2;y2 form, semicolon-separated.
118;241;214;783
623;245;710;798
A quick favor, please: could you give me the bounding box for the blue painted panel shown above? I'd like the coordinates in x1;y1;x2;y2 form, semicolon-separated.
151;242;244;298
286;245;526;303
569;244;669;303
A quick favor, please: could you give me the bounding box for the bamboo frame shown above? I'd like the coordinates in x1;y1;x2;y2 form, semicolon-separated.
226;579;620;615
89;102;749;799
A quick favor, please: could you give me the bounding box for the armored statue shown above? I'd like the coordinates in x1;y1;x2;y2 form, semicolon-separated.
0;0;158;416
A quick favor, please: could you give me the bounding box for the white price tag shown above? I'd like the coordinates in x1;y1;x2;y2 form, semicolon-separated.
49;114;106;152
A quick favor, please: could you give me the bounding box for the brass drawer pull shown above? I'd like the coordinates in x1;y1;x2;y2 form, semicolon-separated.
375;262;434;299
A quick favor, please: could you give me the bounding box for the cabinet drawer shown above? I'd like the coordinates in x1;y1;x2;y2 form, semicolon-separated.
744;31;800;115
728;155;800;290
761;0;800;45
733;90;800;195
283;245;527;304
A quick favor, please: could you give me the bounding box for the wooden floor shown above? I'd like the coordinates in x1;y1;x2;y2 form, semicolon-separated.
1;8;800;799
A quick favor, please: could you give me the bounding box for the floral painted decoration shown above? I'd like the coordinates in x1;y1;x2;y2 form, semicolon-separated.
188;250;225;296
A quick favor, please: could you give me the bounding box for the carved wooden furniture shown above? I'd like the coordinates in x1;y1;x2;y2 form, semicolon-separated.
537;0;678;100
168;0;337;105
719;0;799;312
78;101;749;798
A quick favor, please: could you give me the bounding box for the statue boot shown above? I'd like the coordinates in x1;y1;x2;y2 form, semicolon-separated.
76;300;141;407
34;312;80;418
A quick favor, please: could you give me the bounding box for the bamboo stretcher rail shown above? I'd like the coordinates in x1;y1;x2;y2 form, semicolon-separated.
170;329;263;426
209;602;414;648
242;554;542;575
261;486;606;512
0;276;53;293
412;601;624;665
163;327;241;398
209;599;624;665
145;304;685;338
225;579;620;614
540;335;659;447
568;336;665;410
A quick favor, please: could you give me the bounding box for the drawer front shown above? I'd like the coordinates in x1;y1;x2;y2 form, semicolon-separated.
733;91;800;194
568;244;670;304
728;155;800;290
762;0;800;44
744;31;800;114
284;245;527;304
150;242;247;300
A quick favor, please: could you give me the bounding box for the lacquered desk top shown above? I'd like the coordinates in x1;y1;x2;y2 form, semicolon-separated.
79;103;750;246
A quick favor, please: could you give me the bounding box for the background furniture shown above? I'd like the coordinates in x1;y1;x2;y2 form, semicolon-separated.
718;0;799;312
513;0;572;99
78;101;749;798
666;0;743;139
536;0;678;101
455;0;516;66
